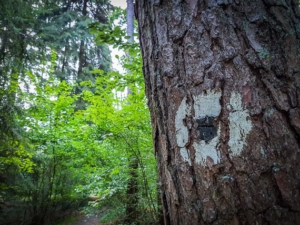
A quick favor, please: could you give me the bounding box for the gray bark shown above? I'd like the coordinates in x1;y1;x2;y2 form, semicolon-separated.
127;0;134;96
136;0;300;224
127;0;135;44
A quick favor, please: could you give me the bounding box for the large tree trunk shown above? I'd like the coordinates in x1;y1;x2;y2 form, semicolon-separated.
136;0;300;224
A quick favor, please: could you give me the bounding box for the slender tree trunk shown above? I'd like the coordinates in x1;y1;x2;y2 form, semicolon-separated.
127;0;134;45
136;0;300;224
77;0;88;78
75;0;88;110
125;157;139;224
125;1;140;224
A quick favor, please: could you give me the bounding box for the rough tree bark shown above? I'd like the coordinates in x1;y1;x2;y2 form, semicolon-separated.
136;0;300;224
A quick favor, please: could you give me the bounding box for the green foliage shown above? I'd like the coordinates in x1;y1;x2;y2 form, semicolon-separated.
0;2;158;225
85;8;159;224
0;0;41;176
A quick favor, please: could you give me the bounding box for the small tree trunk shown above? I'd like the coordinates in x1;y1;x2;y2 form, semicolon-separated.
125;0;139;224
127;0;134;44
125;157;139;224
75;0;88;110
136;0;300;224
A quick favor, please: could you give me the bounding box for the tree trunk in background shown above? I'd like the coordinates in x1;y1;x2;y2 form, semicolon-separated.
125;0;139;224
125;157;139;224
75;0;88;110
136;0;300;224
127;0;134;44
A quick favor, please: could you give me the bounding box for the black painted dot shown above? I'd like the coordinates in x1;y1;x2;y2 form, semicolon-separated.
196;116;217;141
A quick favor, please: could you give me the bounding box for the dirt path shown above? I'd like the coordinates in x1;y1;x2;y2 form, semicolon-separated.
70;215;100;225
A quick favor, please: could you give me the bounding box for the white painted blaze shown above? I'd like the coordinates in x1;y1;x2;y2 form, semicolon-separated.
180;147;192;166
175;91;252;166
193;90;222;165
193;125;221;165
175;97;192;166
228;92;252;156
175;90;222;165
193;90;222;119
175;97;191;148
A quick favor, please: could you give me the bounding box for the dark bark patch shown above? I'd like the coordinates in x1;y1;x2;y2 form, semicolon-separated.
289;108;300;136
242;85;252;104
196;116;217;141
